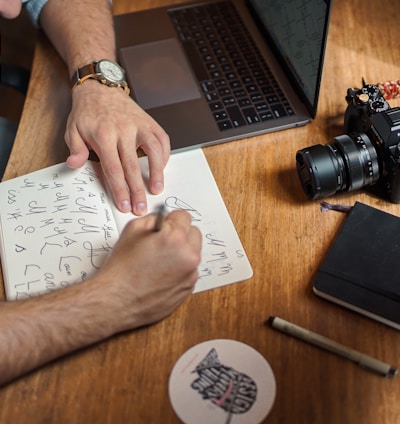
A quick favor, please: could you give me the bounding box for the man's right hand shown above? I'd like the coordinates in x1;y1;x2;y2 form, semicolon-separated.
93;210;202;332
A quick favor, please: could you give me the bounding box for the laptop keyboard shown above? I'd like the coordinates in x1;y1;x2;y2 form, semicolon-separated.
169;1;294;131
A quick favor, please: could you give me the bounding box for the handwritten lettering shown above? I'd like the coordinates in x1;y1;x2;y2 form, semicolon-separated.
165;196;202;222
51;181;64;189
205;233;226;247
236;250;244;258
27;201;47;215
75;219;100;234
44;227;68;239
62;236;77;247
59;256;81;272
24;264;41;276
199;267;213;279
58;218;73;225
38;183;50;190
104;208;112;223
207;251;228;262
81;166;99;181
71;197;98;214
40;241;63;255
52;204;68;213
21;178;35;189
44;273;56;290
15;244;27;253
218;263;233;276
7;209;23;221
15;225;35;234
72;177;88;185
83;241;113;269
101;224;114;240
7;189;17;205
63;263;72;275
55;192;69;202
40;218;55;227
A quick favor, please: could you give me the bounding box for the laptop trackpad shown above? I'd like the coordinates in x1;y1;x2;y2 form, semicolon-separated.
119;39;201;110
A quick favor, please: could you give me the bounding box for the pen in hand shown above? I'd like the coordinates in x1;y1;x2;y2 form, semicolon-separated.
153;204;167;231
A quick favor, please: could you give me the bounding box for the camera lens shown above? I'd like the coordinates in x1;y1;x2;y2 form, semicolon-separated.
296;133;380;199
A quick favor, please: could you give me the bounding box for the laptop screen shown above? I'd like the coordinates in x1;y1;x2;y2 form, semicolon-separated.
249;0;331;116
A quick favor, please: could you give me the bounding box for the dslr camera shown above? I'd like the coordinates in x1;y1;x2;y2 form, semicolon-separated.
296;83;400;203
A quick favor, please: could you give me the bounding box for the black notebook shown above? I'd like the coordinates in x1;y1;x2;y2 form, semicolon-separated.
313;202;400;330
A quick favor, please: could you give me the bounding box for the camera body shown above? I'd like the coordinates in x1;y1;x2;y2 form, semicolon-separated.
296;83;400;202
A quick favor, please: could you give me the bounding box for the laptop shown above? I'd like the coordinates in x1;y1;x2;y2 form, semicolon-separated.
114;0;332;151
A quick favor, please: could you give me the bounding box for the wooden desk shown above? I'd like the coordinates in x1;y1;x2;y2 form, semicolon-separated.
1;0;400;422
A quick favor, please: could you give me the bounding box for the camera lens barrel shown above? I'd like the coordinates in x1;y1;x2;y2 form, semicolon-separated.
296;144;345;199
296;133;380;200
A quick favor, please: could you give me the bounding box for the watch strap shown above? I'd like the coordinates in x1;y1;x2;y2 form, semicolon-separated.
71;62;130;94
71;63;97;88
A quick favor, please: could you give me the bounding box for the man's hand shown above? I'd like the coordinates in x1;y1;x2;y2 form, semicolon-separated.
65;81;170;215
92;210;202;331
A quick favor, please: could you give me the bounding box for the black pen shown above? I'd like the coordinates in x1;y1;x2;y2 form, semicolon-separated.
267;316;398;378
153;204;167;231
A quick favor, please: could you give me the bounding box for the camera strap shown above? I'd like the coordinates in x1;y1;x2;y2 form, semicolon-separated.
377;79;400;100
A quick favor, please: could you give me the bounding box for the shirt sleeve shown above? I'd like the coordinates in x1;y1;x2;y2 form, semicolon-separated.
22;0;49;27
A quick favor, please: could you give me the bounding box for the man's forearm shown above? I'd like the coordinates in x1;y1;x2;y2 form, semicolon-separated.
39;0;116;75
0;211;201;387
0;278;117;387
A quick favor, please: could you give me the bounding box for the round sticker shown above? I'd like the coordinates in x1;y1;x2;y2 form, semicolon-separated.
168;339;276;424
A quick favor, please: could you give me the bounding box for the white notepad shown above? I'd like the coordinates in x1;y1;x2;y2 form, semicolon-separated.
0;149;252;300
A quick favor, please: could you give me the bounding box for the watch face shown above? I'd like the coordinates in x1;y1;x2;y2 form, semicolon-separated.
97;60;125;84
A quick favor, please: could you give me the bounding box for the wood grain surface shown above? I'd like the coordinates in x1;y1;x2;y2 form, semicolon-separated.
1;1;400;423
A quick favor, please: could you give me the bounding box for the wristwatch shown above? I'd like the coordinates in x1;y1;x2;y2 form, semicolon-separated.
71;59;130;94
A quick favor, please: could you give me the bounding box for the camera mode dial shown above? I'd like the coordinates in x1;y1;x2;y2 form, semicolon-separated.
370;99;389;113
359;84;390;113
